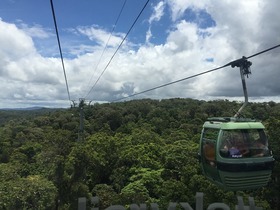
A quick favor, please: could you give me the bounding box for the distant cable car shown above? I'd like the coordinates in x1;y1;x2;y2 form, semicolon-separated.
198;57;275;191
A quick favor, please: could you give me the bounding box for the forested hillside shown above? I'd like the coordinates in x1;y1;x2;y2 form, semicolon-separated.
0;98;279;209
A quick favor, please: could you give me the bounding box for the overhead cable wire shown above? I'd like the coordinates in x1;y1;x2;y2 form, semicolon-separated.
50;0;72;106
85;0;150;99
246;44;280;59
112;44;280;102
112;64;230;102
85;0;127;98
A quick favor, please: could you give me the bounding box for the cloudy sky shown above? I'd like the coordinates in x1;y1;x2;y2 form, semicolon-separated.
0;0;279;108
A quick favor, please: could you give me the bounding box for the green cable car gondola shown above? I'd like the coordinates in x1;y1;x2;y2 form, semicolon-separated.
199;117;274;191
198;57;275;191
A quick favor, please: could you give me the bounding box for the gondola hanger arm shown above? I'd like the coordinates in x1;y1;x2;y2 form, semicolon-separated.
230;56;252;117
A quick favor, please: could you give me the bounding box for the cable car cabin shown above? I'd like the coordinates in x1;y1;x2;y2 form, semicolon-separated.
199;117;274;191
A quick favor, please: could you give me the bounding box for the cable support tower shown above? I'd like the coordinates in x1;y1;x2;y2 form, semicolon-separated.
112;44;280;102
85;0;150;99
85;0;127;97
50;0;72;107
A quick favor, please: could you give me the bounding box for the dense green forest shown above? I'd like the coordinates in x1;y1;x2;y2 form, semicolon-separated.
0;98;279;209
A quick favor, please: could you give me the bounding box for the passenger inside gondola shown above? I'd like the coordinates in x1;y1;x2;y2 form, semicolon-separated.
220;129;270;158
203;142;216;166
220;132;235;157
220;131;249;158
250;137;269;157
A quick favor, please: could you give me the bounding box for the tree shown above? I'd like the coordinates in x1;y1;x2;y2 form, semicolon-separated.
92;184;118;209
0;174;57;210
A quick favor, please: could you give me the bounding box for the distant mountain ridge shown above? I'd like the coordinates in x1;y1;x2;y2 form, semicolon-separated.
0;106;47;111
0;107;63;126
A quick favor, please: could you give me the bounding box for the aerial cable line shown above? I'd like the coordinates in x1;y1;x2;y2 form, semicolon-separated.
112;43;280;102
85;0;150;99
246;44;280;59
112;64;230;102
85;0;127;98
50;0;72;106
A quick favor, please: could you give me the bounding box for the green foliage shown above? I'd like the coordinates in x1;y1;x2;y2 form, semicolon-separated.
0;99;279;209
92;184;118;209
120;181;150;204
0;174;57;209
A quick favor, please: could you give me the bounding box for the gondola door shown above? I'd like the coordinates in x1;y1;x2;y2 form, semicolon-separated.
200;128;221;183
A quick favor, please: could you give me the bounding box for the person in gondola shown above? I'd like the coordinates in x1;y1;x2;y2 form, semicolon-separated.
235;135;250;157
251;139;268;157
220;137;240;158
204;142;216;166
229;146;241;157
221;132;249;158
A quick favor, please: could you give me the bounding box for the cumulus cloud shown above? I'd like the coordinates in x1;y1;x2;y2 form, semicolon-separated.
0;19;69;108
0;0;279;108
146;1;165;43
19;23;52;39
0;20;36;61
166;0;207;21
77;25;125;48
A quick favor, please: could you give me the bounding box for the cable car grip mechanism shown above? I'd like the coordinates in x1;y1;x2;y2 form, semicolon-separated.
230;56;252;118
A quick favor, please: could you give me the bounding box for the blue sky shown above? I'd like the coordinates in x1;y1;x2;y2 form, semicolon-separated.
0;0;279;108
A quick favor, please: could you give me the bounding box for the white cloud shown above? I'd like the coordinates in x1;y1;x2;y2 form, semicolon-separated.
166;0;207;21
77;25;125;48
0;20;36;61
19;23;52;39
0;0;279;108
0;19;69;107
149;1;165;24
146;1;165;43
